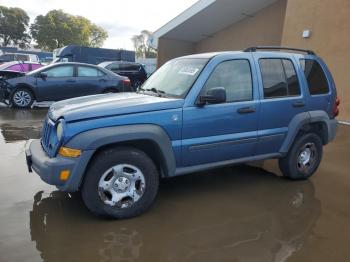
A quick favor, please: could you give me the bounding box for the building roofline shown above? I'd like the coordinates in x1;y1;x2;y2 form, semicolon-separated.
151;0;215;48
151;0;279;48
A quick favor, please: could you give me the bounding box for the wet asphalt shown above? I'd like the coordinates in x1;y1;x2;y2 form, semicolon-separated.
0;106;349;262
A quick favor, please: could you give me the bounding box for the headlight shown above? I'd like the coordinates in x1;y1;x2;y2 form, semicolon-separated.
56;120;65;141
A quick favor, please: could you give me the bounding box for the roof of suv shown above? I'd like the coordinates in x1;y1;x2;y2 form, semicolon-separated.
178;47;317;60
180;51;317;60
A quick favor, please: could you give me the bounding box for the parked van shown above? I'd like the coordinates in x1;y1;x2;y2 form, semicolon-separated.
53;45;135;65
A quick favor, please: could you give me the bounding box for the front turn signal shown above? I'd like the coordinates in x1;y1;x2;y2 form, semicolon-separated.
58;147;81;158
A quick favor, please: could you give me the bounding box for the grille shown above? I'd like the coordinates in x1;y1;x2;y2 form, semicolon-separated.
41;118;54;155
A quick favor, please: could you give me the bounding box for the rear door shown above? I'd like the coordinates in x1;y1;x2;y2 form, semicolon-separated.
72;65;108;97
36;65;75;101
182;56;260;166
254;54;305;155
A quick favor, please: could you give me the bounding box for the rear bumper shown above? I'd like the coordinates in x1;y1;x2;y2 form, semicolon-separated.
327;119;338;143
25;139;94;192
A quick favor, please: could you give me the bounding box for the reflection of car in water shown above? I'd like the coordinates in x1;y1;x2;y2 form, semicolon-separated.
29;166;321;262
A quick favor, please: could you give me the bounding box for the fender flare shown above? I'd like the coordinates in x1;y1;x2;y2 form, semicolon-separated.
64;124;176;188
279;110;335;153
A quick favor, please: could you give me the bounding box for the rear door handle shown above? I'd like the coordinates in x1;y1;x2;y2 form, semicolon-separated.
292;101;305;108
237;106;256;114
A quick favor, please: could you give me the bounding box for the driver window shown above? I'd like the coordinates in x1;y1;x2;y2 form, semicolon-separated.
203;60;253;103
46;66;74;78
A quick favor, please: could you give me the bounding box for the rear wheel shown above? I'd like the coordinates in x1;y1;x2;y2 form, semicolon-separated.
11;88;34;108
81;147;159;219
279;133;323;180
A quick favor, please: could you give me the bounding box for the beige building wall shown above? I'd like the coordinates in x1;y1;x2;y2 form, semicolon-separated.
156;0;349;120
195;0;287;53
281;0;350;121
157;38;195;67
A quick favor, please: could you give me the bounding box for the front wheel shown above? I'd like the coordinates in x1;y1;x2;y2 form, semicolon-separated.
279;133;323;180
11;88;34;108
81;147;159;219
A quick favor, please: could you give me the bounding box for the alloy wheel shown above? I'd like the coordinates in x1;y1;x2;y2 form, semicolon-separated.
297;142;317;174
98;164;146;208
13;90;32;107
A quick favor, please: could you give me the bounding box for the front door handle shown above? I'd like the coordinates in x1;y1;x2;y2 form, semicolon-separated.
237;106;256;114
292;101;305;108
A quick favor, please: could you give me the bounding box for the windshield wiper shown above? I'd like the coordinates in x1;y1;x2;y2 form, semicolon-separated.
138;87;166;97
147;88;166;97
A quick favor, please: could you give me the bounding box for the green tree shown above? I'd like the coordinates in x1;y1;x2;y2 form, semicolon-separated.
89;24;108;47
0;6;31;48
131;30;157;58
30;10;108;51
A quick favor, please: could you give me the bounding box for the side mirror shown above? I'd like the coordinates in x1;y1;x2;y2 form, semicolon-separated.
39;72;48;79
198;87;226;105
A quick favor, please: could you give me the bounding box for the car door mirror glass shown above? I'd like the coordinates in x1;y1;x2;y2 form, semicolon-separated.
198;87;226;105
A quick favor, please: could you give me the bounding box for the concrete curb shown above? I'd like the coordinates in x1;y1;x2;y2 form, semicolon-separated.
339;121;350;126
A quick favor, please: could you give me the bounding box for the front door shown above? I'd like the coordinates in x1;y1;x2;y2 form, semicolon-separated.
182;59;259;167
36;65;75;101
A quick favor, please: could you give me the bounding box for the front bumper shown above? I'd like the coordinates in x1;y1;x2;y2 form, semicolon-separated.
25;139;94;192
0;80;10;103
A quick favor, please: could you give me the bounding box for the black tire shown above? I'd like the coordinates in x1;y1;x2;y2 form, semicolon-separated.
279;133;323;180
11;87;34;108
81;147;159;219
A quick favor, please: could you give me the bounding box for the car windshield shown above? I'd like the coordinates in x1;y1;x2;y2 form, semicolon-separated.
141;58;208;98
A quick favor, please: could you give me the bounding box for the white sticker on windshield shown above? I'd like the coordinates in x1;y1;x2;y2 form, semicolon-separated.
178;67;199;76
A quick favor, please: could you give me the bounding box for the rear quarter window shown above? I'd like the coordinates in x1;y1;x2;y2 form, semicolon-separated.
300;59;329;95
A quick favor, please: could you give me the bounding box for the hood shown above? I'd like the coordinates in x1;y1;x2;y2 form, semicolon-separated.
49;92;184;122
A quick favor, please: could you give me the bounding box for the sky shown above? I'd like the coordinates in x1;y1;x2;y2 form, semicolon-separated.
1;0;198;50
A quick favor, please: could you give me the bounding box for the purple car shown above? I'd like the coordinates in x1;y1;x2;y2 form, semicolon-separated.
0;61;43;80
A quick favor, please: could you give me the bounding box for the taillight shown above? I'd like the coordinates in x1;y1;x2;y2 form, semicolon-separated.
122;78;131;91
333;96;340;117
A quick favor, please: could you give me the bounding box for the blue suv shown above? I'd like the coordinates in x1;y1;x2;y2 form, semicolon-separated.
25;46;339;219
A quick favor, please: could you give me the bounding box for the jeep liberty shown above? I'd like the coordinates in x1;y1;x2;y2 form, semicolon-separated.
25;46;339;219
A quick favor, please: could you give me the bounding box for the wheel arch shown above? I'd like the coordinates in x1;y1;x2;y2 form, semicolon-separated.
280;111;335;154
13;83;36;99
64;124;176;191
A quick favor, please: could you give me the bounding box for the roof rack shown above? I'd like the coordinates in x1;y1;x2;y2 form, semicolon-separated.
244;46;316;55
